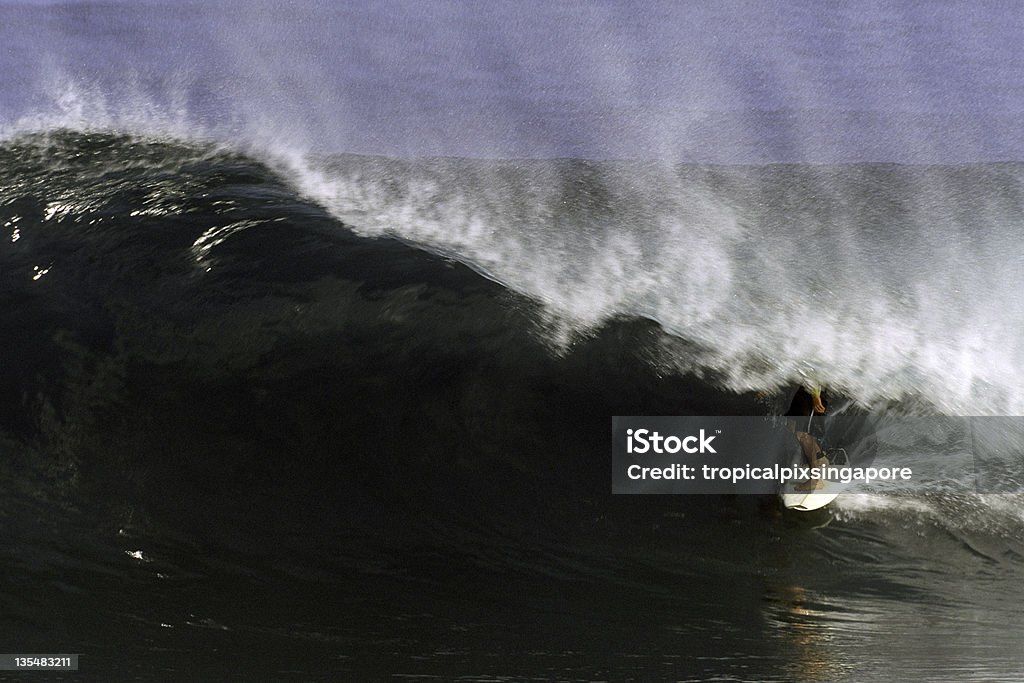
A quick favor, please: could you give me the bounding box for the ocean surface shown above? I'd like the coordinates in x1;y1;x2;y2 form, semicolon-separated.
3;2;1024;681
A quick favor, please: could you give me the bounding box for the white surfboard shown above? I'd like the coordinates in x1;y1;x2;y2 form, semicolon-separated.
779;447;847;511
780;484;841;511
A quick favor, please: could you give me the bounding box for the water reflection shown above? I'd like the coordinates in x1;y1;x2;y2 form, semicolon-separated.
765;584;849;682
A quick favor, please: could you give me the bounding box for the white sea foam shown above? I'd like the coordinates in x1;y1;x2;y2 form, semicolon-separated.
268;149;1024;417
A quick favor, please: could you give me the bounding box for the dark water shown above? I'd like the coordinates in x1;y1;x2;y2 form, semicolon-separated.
2;131;1024;680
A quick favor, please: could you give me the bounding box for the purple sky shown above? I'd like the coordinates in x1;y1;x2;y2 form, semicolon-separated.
2;0;1023;161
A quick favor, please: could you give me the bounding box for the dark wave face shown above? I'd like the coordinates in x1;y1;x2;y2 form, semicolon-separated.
1;130;756;498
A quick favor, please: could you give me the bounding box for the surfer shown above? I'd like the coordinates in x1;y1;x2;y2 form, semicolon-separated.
786;385;828;491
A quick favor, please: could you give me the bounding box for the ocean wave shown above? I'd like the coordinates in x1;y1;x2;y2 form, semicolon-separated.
5;128;1024;417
